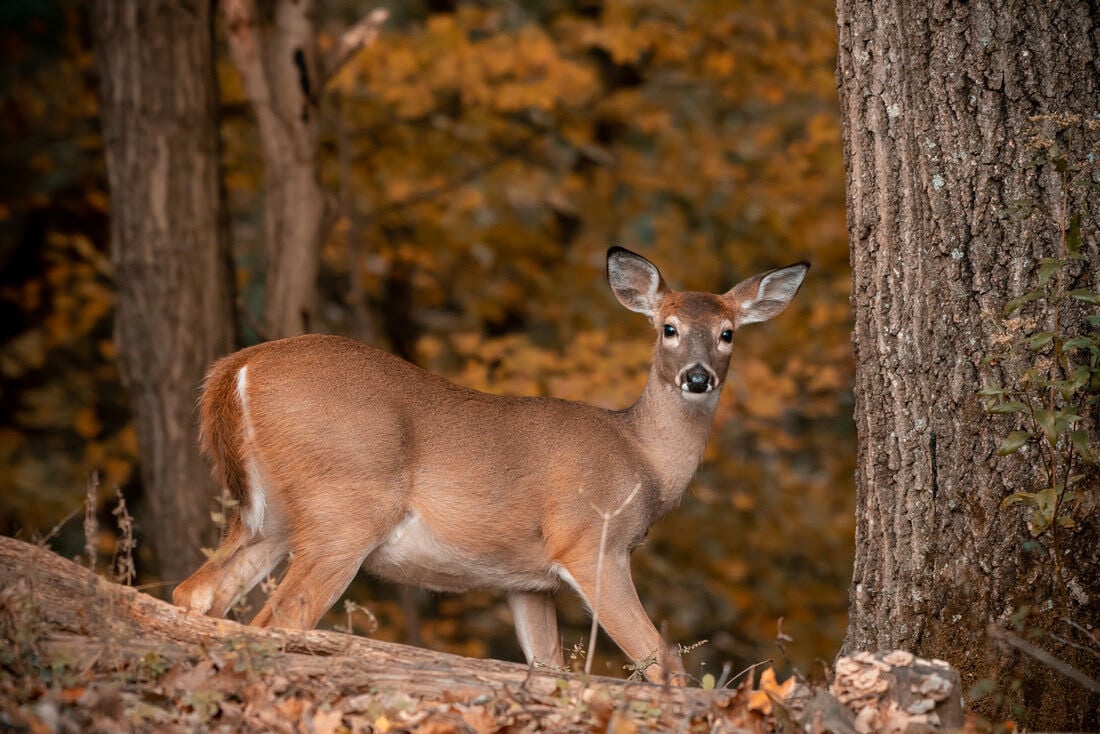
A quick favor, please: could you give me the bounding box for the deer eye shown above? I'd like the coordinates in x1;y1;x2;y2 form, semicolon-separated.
663;324;677;338
720;329;733;344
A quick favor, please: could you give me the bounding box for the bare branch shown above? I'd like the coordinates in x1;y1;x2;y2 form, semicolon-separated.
988;623;1100;693
321;7;389;88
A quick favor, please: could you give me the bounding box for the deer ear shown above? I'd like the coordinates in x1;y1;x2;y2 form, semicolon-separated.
607;247;667;317
726;262;809;326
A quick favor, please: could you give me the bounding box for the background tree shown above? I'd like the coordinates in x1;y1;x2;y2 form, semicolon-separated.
221;0;385;339
89;0;236;583
836;0;1100;728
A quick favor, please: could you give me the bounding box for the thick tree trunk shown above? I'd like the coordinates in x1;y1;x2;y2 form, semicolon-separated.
91;1;236;584
836;1;1100;729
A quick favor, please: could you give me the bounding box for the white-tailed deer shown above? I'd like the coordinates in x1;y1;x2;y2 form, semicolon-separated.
173;247;808;683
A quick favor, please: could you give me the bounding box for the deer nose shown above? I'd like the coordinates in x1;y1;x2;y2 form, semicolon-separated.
681;365;715;394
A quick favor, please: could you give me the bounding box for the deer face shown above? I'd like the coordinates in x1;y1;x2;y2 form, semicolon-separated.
652;291;735;398
606;246;809;401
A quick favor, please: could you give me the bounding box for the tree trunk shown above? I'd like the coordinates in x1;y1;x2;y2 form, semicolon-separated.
91;1;236;585
220;2;385;340
222;0;326;339
836;1;1100;729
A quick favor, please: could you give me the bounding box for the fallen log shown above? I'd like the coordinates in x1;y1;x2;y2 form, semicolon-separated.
0;535;964;733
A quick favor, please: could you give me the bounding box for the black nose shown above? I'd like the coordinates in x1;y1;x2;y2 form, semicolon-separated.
685;366;711;393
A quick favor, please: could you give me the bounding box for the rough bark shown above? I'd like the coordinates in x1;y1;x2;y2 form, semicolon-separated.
91;0;236;585
836;0;1100;729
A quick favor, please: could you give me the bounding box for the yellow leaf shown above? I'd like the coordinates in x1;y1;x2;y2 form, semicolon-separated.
74;406;101;439
748;667;798;714
373;714;392;733
747;688;772;715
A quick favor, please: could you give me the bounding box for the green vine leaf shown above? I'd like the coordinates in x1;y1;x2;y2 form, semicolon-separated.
989;401;1027;415
1003;288;1044;316
997;430;1031;456
1002;487;1057;536
1026;331;1054;350
1062;336;1093;351
1066;212;1082;257
1037;258;1061;286
1034;409;1057;444
1069;429;1096;464
1032;409;1081;445
1001;491;1032;508
1067;288;1100;305
1030;487;1057;536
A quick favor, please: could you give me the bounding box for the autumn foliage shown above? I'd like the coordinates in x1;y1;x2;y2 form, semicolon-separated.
1;0;852;678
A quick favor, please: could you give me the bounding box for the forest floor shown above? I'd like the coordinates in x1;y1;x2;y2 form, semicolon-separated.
0;535;967;733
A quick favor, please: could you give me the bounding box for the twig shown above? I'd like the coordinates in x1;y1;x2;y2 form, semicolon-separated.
988;623;1100;693
320;8;389;87
1049;617;1100;660
83;471;100;573
581;483;642;677
35;506;81;548
1063;617;1100;652
724;659;773;690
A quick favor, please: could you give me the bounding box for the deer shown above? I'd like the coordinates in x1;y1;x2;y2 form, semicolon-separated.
172;246;809;684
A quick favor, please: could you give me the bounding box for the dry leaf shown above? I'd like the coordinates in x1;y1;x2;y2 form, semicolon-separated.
460;704;499;734
311;707;344;734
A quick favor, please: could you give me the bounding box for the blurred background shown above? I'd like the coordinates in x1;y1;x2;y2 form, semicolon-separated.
0;0;853;680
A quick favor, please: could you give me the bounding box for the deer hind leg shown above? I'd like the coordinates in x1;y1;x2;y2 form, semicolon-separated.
559;554;686;685
248;543;369;630
247;494;402;630
508;590;564;669
173;517;287;618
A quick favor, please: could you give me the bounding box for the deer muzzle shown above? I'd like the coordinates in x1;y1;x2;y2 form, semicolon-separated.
679;364;717;394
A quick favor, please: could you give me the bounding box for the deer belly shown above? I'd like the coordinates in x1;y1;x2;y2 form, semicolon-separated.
364;511;557;593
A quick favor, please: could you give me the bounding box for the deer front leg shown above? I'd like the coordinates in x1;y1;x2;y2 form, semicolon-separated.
563;554;687;685
508;590;563;669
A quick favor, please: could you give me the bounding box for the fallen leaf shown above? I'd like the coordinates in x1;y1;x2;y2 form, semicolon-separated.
312;707;344;734
460;704;499;734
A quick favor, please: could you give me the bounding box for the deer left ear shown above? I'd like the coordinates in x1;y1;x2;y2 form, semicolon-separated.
607;246;668;317
726;262;809;326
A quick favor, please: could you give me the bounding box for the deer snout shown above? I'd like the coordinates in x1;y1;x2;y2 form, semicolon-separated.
679;364;717;394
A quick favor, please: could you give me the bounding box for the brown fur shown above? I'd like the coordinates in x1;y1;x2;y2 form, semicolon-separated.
198;351;251;510
171;247;808;684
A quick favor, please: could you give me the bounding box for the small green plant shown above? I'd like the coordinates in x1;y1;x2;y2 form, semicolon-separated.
981;115;1100;597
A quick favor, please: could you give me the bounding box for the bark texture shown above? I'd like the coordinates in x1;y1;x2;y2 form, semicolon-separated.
91;1;236;584
836;1;1100;729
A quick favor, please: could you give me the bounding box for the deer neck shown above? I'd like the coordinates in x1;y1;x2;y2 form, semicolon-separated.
624;370;721;510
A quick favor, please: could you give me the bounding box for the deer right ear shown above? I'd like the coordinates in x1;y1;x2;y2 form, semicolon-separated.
607;246;667;317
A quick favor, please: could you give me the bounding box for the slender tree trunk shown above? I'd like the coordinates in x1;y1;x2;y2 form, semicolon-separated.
836;1;1100;729
220;2;386;340
222;0;326;339
91;0;236;585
